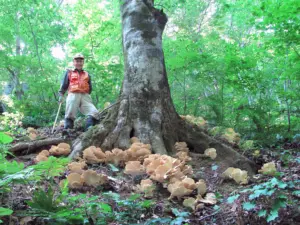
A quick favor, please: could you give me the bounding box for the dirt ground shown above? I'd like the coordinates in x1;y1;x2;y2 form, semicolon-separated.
3;126;300;225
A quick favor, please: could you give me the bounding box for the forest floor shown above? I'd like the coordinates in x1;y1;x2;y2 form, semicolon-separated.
2;124;300;225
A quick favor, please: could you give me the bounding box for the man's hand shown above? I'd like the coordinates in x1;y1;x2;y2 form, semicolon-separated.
58;94;64;103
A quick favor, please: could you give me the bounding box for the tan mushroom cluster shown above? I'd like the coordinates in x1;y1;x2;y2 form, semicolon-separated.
65;160;108;189
175;142;192;162
183;193;217;210
204;148;217;160
27;127;38;140
49;143;71;156
175;142;217;161
136;179;156;198
221;128;241;144
167;177;207;200
82;138;151;166
66;170;107;189
83;146;106;164
180;115;208;129
34;142;71;162
125;142;213;205
74;140;214;209
258;162;277;175
105;148;126;166
142;154;193;183
126;141;151;161
222;167;249;185
68;161;87;174
124;161;145;176
35;150;50;162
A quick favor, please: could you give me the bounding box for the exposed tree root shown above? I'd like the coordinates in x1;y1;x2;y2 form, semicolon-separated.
69;106;258;176
9;137;66;154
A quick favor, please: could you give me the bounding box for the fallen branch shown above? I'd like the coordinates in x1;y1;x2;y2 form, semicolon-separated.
9;138;66;153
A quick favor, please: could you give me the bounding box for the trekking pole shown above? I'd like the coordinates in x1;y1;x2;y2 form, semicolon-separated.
51;102;62;134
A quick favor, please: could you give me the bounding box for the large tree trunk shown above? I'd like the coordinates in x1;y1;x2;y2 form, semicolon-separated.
70;0;258;175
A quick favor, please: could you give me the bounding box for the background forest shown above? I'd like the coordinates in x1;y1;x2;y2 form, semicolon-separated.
0;0;299;224
1;0;299;145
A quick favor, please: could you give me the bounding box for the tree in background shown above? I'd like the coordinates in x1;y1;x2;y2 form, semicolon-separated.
0;0;298;145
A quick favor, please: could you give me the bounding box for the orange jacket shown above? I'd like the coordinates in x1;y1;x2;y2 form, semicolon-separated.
59;69;92;95
68;69;90;93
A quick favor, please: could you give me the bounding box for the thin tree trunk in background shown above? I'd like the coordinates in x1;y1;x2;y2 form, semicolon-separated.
7;13;24;100
284;46;291;132
8;14;24;100
27;17;58;100
285;80;291;132
193;97;200;116
221;76;224;125
183;73;187;114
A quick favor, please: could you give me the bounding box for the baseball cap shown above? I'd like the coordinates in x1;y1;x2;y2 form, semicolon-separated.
73;53;84;59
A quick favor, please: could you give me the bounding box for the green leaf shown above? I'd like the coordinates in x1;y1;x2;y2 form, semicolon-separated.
140;200;153;208
292;190;300;197
277;181;287;189
249;189;268;200
171;216;188;225
0;207;13;216
270;178;279;187
145;218;172;225
0;167;33;187
171;208;190;217
213;205;220;211
267;209;279;222
99;203;112;213
108;163;119;172
266;189;275;196
27;186;58;212
227;194;240;203
128;193;141;201
240;188;252;193
211;165;218;171
0;132;13;144
272;197;286;211
88;196;99;201
31;156;70;179
102;191;120;201
242;202;256;211
258;210;267;217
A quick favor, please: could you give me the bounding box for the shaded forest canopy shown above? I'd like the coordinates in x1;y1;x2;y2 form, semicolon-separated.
0;0;299;225
0;0;299;145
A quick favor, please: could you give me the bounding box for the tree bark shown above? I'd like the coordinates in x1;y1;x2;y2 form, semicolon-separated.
70;0;257;175
9;138;65;154
7;13;24;100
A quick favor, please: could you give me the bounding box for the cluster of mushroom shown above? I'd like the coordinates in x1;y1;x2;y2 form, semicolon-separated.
123;141;217;210
221;128;241;144
64;160;108;189
27;127;38;140
222;167;249;185
258;162;277;175
180;115;207;129
35;143;71;162
183;192;217;211
136;179;156;198
82;137;151;166
209;127;241;144
221;162;277;186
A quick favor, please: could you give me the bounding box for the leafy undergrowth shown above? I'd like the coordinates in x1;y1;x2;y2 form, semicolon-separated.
0;127;299;225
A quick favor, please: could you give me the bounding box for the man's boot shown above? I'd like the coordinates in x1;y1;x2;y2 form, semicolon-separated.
85;116;97;131
64;118;74;129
